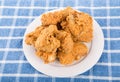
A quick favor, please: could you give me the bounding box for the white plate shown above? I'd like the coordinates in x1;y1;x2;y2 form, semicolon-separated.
23;8;104;77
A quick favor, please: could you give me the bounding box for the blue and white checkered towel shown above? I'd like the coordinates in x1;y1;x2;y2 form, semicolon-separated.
0;0;120;82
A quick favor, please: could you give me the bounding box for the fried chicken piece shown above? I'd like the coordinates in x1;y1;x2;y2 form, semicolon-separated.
25;7;93;65
72;42;88;60
35;25;60;52
41;7;75;26
58;51;75;65
56;30;74;53
61;12;93;42
58;42;88;65
36;50;56;63
41;11;63;26
25;26;45;46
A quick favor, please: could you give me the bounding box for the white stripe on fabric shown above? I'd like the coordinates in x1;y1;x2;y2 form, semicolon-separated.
0;74;120;80
106;0;112;81
1;16;120;19
0;6;120;9
0;61;120;66
0;0;20;82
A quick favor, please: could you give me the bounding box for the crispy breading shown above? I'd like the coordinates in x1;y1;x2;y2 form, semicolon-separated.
41;7;75;26
35;25;60;52
25;26;45;46
72;42;88;60
61;12;93;42
36;50;56;63
25;7;93;65
58;51;75;65
56;30;74;53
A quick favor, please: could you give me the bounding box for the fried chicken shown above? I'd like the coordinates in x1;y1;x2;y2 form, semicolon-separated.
25;26;45;46
72;42;88;60
35;25;60;52
36;50;56;63
56;30;74;53
58;51;75;65
41;7;75;26
25;7;93;65
61;12;93;42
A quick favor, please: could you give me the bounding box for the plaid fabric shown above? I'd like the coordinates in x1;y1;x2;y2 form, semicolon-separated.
0;0;120;82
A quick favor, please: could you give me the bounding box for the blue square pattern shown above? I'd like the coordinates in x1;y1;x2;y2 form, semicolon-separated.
19;77;34;82
12;28;25;37
21;63;36;74
9;39;23;48
3;63;18;73
37;77;52;82
110;0;120;6
74;78;89;82
4;0;18;6
19;0;31;6
0;40;7;48
0;18;13;26
0;1;1;6
110;9;120;16
2;8;15;16
17;9;30;16
112;66;120;77
78;9;91;15
93;0;106;7
0;28;10;37
95;19;107;27
1;77;16;82
0;51;4;60
34;0;46;6
15;18;29;26
110;19;120;26
104;40;108;50
92;65;109;76
56;78;70;82
49;0;59;7
80;70;90;76
98;53;108;63
102;29;107;38
94;9;107;17
110;40;120;50
78;0;91;7
63;0;75;7
111;53;120;63
93;80;109;82
112;80;120;82
6;51;23;60
110;29;120;38
33;9;45;16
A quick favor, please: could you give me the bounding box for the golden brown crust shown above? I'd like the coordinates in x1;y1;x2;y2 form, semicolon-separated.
56;30;74;53
58;51;75;65
36;50;56;63
25;7;93;64
41;7;76;26
25;26;45;46
72;42;88;60
41;11;63;25
35;25;60;52
61;12;93;42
